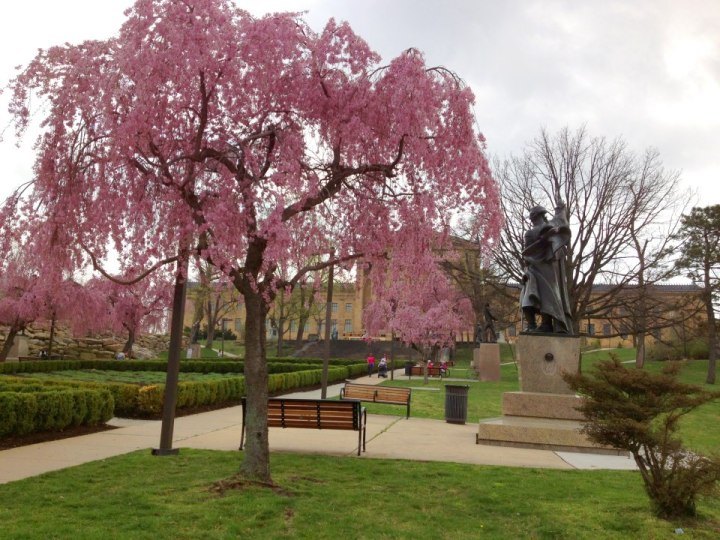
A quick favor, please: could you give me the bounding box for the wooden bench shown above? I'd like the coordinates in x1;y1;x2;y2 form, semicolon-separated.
18;355;64;362
409;365;446;379
340;382;412;419
239;397;367;456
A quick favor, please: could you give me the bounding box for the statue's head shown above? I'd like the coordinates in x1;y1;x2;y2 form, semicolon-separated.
528;205;548;222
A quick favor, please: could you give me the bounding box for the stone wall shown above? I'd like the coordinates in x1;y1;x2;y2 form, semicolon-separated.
0;322;173;360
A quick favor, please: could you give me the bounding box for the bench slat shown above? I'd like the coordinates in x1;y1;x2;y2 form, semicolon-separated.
240;397;367;455
340;382;412;419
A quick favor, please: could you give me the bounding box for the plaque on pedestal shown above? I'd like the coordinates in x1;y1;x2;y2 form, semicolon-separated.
515;334;580;394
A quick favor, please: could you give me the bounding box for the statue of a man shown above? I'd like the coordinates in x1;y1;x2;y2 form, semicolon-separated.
520;201;572;333
483;303;497;343
474;322;483;345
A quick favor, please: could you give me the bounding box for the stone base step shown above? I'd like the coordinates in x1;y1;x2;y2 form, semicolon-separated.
502;391;585;421
477;416;625;456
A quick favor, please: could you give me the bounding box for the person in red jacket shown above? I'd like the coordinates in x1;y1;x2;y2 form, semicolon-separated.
366;353;376;377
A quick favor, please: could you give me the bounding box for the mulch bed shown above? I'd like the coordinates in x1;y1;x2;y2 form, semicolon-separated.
0;424;118;451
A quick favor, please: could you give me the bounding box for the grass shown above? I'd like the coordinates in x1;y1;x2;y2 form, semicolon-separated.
3;346;720;537
581;347;637;366
157;347;220;360
365;348;720;457
364;364;519;420
0;449;718;539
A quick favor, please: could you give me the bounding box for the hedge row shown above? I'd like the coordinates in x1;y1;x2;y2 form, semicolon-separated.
134;365;365;414
0;358;365;375
0;382;114;437
1;362;367;419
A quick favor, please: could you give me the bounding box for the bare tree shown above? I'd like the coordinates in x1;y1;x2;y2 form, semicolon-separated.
494;127;690;344
440;236;518;340
190;261;239;350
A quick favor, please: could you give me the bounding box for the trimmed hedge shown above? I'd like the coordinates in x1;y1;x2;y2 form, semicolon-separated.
1;359;367;419
0;358;365;375
0;381;114;437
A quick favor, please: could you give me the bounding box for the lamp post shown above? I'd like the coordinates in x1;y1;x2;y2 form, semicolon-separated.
220;318;227;357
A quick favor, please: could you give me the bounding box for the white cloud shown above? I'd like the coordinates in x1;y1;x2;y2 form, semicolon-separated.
1;0;719;205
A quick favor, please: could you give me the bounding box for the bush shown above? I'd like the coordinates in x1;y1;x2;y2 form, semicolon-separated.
646;341;684;362
646;339;711;362
688;339;710;360
2;357;366;419
564;358;720;518
0;383;113;437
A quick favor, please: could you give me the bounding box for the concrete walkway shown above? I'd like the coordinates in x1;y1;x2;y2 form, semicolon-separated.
0;370;636;484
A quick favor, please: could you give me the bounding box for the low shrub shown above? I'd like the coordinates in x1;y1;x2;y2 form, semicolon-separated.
0;383;113;437
565;358;720;519
2;358;365;419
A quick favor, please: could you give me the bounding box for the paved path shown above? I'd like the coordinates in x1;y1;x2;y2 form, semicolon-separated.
0;370;636;484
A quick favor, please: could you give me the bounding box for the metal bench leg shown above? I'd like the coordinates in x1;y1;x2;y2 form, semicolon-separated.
363;409;367;452
239;400;246;450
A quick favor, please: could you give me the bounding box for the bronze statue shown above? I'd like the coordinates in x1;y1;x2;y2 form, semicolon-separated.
474;303;498;343
474;322;483;345
520;201;572;334
483;303;497;343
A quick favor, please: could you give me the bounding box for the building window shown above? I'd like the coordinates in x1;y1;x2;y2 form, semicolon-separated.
234;318;242;331
620;323;629;340
331;319;338;331
332;302;338;312
507;325;516;337
345;303;352;312
587;323;595;336
344;319;352;333
603;324;611;336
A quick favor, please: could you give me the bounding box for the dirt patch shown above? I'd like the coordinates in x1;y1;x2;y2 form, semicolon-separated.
208;474;293;497
0;424;118;450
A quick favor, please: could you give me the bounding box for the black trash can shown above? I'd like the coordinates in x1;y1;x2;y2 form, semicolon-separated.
404;361;414;376
445;384;469;424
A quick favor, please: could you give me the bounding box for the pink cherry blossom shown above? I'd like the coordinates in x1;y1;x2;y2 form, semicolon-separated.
2;0;501;481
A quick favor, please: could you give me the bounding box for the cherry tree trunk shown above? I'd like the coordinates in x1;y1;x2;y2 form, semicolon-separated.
206;299;216;350
123;328;136;357
48;316;56;359
0;328;18;361
240;289;271;482
276;317;285;357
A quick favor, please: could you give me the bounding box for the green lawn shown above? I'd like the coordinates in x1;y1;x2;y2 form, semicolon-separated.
366;349;720;456
157;347;220;360
3;347;720;537
1;449;718;539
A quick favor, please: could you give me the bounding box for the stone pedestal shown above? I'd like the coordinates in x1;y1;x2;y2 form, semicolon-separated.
478;334;618;454
516;334;580;394
472;344;501;382
7;335;29;360
502;391;585;421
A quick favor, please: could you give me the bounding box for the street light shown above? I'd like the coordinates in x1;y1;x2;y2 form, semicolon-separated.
220;319;227;357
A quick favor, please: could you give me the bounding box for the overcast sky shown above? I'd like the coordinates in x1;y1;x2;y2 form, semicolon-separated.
1;0;718;206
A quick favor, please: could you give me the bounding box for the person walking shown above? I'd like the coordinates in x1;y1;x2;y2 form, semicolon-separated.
378;354;388;378
366;353;376;377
